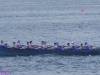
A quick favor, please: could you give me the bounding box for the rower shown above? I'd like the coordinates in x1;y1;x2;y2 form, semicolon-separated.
41;41;44;46
69;42;76;50
67;43;72;49
0;40;5;47
29;41;34;49
79;43;83;50
16;40;22;48
89;45;93;50
41;41;48;49
43;42;48;48
4;43;10;48
41;41;45;47
82;42;89;50
13;42;17;48
54;43;59;49
27;42;30;48
29;41;39;49
57;42;63;50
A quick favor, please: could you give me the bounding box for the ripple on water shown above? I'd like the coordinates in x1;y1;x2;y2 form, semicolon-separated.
0;0;100;75
0;55;100;75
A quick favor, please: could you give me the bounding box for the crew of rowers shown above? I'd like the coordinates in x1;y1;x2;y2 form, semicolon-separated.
0;40;93;50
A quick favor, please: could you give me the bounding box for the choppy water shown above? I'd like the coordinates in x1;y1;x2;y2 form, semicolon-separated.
1;55;100;75
0;0;100;75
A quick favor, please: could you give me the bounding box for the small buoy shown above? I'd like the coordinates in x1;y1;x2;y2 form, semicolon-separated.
81;8;84;12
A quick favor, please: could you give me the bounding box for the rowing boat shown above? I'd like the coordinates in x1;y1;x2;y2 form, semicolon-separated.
0;47;100;56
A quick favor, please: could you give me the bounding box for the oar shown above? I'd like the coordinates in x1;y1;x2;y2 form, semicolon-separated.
32;45;43;55
66;49;75;56
81;49;90;55
51;49;58;56
92;46;100;55
21;46;32;56
11;47;18;57
47;45;59;55
38;46;44;55
86;45;100;55
23;49;32;56
63;46;76;55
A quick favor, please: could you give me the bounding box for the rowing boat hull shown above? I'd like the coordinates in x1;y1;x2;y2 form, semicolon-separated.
0;47;100;56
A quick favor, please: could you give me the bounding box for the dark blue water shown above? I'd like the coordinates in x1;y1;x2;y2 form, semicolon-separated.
0;0;100;75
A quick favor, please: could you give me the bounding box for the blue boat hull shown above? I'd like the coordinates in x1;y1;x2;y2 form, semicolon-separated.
0;47;100;56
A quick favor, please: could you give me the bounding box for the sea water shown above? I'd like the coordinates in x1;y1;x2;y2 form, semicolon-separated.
0;0;100;75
